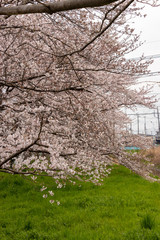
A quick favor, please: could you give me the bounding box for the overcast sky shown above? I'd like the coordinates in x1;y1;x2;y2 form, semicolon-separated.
125;3;160;135
129;3;160;71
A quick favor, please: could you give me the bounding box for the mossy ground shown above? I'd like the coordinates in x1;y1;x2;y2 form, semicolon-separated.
1;165;160;240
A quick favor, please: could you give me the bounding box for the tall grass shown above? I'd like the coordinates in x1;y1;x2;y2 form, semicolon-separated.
141;214;155;230
145;146;160;165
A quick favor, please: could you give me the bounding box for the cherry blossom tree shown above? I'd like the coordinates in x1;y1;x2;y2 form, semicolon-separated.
0;0;156;182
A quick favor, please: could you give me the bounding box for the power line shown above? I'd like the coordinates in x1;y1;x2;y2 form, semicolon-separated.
127;112;156;116
127;53;160;61
136;71;160;77
125;53;160;77
144;40;160;44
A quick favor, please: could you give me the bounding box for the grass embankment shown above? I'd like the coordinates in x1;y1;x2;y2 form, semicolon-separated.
1;165;160;240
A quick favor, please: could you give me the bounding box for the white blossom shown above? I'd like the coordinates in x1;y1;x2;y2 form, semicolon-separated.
43;194;48;198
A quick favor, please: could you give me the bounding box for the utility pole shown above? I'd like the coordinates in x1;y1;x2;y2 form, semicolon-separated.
144;116;147;135
130;122;132;134
157;107;160;132
137;114;139;135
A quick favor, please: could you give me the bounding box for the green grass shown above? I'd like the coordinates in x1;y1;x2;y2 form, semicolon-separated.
1;165;160;240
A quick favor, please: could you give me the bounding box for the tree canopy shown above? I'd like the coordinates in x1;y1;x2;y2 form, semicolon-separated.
0;0;157;182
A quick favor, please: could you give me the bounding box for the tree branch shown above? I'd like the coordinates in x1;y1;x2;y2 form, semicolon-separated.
0;168;55;176
0;118;43;168
0;0;119;16
61;0;134;56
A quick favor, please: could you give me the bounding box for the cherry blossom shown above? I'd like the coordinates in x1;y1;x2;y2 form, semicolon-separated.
0;0;156;183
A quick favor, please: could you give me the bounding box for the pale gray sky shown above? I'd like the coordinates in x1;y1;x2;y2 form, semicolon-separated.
125;3;160;135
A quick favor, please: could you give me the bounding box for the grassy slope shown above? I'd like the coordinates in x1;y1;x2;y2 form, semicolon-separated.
1;165;160;240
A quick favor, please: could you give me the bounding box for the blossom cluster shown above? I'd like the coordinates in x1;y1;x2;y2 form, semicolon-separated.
0;3;155;183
